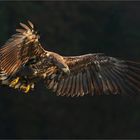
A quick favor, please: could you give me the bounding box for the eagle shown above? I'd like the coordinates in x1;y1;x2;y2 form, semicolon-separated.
0;21;140;97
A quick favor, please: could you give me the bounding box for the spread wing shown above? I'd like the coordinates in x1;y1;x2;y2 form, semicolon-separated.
0;21;44;76
44;54;140;97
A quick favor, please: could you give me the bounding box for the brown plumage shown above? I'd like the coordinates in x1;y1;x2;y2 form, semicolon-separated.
0;21;140;96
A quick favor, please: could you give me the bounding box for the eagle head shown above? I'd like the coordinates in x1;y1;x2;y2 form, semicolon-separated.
46;52;70;75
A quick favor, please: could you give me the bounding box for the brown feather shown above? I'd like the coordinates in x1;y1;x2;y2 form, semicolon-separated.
110;67;128;94
90;65;103;95
101;66;117;94
52;82;58;92
48;79;55;89
79;72;84;96
86;68;94;95
61;78;69;96
20;22;31;30
57;78;65;96
75;73;80;97
16;29;26;33
65;75;73;96
28;20;34;29
82;72;88;95
70;75;76;97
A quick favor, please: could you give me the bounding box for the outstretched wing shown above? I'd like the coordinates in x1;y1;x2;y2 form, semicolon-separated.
0;21;44;76
44;54;140;97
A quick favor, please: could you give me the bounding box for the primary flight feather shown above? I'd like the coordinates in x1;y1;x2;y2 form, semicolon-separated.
0;21;140;97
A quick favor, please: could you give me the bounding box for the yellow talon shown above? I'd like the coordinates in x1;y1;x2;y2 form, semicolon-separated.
25;85;31;93
20;84;31;93
9;77;20;87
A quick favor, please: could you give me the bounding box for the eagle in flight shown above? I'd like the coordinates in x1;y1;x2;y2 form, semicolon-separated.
0;21;140;97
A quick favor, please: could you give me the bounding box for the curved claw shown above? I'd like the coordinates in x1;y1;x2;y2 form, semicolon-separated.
9;77;20;87
20;84;31;93
20;83;35;93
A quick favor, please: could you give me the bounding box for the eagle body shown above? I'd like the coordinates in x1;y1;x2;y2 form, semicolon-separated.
0;21;140;96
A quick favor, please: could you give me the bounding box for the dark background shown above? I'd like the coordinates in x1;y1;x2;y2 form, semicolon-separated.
0;1;140;139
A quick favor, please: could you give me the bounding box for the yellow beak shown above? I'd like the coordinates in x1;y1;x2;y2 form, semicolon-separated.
62;67;70;75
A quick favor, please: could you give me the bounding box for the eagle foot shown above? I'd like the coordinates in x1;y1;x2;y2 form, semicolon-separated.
9;77;20;88
20;83;35;93
20;84;31;93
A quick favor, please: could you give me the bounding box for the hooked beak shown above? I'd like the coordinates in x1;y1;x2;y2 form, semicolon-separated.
62;67;70;75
